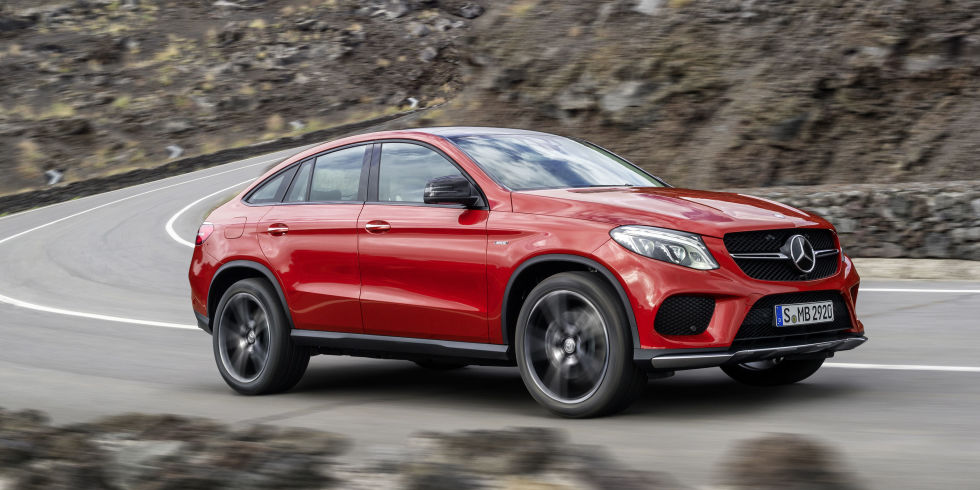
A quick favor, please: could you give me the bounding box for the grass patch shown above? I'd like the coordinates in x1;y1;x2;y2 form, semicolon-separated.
112;95;132;109
509;0;538;16
154;43;181;62
266;114;285;132
43;103;76;118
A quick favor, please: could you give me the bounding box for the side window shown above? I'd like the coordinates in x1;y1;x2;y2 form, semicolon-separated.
378;143;464;203
246;168;293;205
284;160;313;203
310;146;365;202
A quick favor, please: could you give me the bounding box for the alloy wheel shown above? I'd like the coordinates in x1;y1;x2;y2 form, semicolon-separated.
217;292;272;383
522;290;610;404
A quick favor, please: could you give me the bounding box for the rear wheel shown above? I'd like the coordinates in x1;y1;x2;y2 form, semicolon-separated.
721;358;825;386
213;278;310;395
515;272;646;418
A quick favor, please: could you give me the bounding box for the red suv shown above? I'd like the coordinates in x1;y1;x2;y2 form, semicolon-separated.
189;127;866;417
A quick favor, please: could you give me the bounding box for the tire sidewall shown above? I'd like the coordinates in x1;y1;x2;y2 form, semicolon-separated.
515;271;635;417
212;278;291;395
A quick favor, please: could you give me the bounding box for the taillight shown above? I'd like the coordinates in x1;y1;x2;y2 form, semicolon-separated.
195;222;214;246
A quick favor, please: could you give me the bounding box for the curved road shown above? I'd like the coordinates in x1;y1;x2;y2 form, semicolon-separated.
1;147;978;488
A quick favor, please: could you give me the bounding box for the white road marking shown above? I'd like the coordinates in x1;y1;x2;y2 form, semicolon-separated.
0;149;978;334
826;362;980;373
0;157;278;327
165;180;254;248
0;153;283;223
0;159;272;246
0;292;196;329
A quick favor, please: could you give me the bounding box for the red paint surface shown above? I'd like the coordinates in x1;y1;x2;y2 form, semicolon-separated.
189;129;864;352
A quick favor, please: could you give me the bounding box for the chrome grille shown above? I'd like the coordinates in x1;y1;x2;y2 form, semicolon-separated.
724;228;840;281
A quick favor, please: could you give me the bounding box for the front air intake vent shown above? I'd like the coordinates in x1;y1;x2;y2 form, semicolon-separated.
734;290;852;342
654;295;715;336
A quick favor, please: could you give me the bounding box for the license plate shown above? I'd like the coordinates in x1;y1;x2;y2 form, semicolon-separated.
774;301;834;327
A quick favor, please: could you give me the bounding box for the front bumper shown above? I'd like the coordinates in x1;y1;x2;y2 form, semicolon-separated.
592;234;864;350
639;334;867;370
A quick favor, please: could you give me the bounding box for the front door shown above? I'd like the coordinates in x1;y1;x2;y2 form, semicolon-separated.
357;142;489;342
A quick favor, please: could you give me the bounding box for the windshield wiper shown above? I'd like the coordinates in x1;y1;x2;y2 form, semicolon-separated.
582;184;635;187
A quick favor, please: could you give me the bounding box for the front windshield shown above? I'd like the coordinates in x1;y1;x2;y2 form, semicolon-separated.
448;134;664;191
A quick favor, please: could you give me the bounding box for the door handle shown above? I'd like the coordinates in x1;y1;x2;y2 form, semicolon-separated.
364;220;391;234
266;224;289;236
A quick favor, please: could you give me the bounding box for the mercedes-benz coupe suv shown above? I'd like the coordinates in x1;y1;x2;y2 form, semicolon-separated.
189;127;866;417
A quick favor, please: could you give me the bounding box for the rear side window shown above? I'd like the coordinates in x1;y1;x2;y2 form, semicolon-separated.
378;143;464;203
310;146;365;202
246;169;293;204
284;160;313;202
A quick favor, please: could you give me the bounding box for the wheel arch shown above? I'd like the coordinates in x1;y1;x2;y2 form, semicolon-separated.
208;260;295;332
500;254;640;350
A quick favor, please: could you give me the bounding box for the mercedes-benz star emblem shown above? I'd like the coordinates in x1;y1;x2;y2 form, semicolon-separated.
783;234;816;274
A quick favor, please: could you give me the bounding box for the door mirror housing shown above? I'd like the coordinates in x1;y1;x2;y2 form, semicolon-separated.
423;175;480;207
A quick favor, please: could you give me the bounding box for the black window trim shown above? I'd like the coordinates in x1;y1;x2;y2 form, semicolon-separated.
367;139;489;210
242;142;374;207
243;165;299;205
282;159;314;203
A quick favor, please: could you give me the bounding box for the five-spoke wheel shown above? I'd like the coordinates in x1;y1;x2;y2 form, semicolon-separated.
212;278;310;395
515;272;646;418
217;292;271;383
523;290;610;404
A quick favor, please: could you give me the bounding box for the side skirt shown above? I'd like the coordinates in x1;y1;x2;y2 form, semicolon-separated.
291;330;514;366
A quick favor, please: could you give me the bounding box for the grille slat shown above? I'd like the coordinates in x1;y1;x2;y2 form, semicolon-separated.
724;228;839;281
734;290;852;342
654;296;715;336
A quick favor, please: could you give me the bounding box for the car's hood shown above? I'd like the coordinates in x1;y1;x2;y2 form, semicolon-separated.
511;187;831;238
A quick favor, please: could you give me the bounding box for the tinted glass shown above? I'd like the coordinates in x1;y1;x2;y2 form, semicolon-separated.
284;160;313;202
378;143;464;203
449;135;663;191
310;146;365;202
247;171;289;204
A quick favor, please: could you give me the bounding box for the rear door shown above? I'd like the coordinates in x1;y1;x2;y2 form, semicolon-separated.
257;144;371;333
357;141;490;342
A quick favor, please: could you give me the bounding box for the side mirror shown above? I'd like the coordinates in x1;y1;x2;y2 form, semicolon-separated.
423;175;480;207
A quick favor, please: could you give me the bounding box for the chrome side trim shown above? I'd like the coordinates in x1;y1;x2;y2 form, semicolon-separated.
730;249;839;260
649;336;867;370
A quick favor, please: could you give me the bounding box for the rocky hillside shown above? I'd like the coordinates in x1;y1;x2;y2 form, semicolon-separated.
1;0;978;196
0;408;861;489
0;0;480;196
434;0;980;189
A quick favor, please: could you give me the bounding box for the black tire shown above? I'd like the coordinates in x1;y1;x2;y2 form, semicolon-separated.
721;358;825;386
414;360;469;370
212;278;310;395
515;271;646;418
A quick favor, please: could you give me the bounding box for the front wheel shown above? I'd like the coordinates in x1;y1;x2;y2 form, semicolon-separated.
213;278;310;395
515;272;646;418
721;358;825;386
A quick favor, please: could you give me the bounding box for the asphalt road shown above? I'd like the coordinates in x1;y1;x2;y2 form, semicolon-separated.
1;148;978;489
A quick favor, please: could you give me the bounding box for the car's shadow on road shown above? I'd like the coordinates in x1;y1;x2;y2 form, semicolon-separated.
292;357;861;418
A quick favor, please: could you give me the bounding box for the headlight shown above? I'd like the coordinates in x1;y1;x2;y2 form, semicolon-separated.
610;225;719;270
